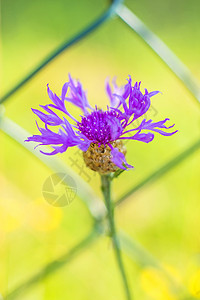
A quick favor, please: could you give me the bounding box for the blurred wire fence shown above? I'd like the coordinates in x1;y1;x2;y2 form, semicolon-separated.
1;0;200;299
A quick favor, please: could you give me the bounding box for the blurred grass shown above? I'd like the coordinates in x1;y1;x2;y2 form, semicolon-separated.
1;0;200;299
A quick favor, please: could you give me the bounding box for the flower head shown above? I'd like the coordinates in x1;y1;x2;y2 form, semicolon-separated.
25;74;177;173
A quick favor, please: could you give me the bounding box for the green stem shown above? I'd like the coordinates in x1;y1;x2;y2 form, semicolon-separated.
101;174;132;300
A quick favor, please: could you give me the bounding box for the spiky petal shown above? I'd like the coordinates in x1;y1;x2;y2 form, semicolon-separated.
25;74;177;172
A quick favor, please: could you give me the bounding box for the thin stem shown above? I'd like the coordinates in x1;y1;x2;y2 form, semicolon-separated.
101;174;132;300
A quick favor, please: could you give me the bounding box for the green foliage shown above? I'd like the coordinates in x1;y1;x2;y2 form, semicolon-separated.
1;0;200;299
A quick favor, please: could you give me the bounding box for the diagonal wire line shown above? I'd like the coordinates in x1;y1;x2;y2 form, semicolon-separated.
4;227;100;300
119;230;197;300
116;4;200;104
1;112;193;296
4;223;195;300
116;138;200;206
1;2;199;298
0;0;122;104
1;0;199;210
5;115;199;223
0;116;106;220
112;4;200;205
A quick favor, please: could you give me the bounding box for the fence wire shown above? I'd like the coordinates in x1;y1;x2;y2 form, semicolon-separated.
1;0;200;299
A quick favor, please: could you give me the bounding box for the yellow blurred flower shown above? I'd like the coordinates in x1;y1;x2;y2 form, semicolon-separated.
26;198;63;231
0;198;24;232
140;267;177;300
189;269;200;298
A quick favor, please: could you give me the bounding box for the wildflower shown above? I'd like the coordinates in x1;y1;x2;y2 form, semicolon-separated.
25;74;177;174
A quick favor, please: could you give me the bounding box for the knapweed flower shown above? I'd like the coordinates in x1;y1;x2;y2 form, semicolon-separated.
25;74;177;174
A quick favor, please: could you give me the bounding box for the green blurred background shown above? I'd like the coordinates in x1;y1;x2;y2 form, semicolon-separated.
1;0;200;299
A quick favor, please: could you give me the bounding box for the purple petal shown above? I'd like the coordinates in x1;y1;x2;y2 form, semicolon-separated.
61;82;69;101
122;76;132;99
111;147;134;170
66;74;92;114
78;140;90;151
105;77;124;108
47;84;55;102
150;128;178;136
62;117;76;136
40;144;68;156
25;119;83;155
47;84;63;109
106;81;114;105
31;107;63;126
120;132;154;143
121;117;177;143
148;91;160;97
46;83;77;121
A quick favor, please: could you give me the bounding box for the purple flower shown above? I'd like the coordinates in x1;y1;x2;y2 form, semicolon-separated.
25;74;177;171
